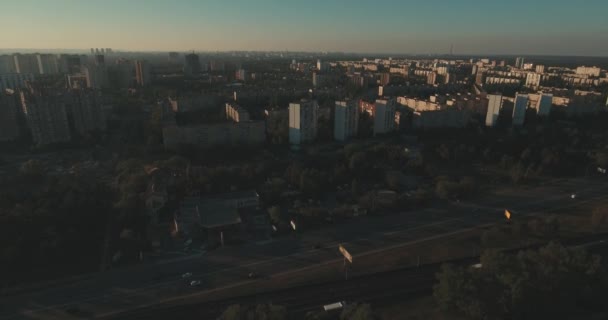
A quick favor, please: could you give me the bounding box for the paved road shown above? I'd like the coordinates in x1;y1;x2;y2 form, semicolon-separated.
2;177;607;320
108;236;608;320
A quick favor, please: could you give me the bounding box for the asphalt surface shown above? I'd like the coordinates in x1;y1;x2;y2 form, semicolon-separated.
109;235;608;320
2;177;608;320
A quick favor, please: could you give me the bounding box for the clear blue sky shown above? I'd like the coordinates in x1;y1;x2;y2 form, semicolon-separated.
2;0;608;55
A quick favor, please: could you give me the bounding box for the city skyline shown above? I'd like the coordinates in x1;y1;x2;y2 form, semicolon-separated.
2;0;608;56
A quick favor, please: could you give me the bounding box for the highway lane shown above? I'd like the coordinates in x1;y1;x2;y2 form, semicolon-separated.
107;236;608;320
1;177;607;319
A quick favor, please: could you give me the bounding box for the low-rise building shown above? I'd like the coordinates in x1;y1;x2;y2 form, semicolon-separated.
413;109;471;129
163;121;266;149
225;102;250;122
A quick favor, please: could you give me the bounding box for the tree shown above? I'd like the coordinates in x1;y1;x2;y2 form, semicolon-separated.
434;243;608;320
268;206;282;225
349;152;368;171
299;169;326;196
220;304;242;320
219;304;287;320
481;226;510;248
19;159;45;177
591;206;608;230
340;303;376;320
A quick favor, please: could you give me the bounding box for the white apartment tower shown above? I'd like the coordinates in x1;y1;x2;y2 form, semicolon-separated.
486;94;502;127
289;100;318;145
334;100;359;141
373;99;396;135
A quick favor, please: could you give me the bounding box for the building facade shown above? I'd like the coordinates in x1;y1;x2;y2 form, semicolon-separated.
134;60;151;86
20;90;71;145
184;53;202;75
225;102;250;122
334;100;358;141
163;121;266;149
67;89;107;135
373;99;396;135
0;73;35;91
485;94;502;127
0;90;21;141
535;93;553;116
289;100;318;145
512;94;529;126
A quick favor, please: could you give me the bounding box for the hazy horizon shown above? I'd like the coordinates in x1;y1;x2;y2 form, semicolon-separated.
2;0;608;56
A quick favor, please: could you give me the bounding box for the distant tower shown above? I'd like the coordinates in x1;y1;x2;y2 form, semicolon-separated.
450;44;454;56
90;48;95;55
184;53;202;75
95;55;105;66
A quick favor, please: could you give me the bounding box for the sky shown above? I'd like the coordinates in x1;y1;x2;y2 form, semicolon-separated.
1;0;608;56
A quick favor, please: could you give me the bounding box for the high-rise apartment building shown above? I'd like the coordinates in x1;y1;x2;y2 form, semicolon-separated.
525;73;542;88
373;99;396;135
379;72;390;86
13;54;41;74
235;69;246;81
58;54;84;74
535;65;545;74
36;54;59;75
515;57;525;69
67;89;106;135
0;55;17;74
168;52;179;63
512;94;529;126
184;53;201;75
316;59;329;72
107;62;133;88
81;64;108;89
20;88;71;145
0;73;35;91
289;100;318;145
535;93;553;116
427;72;437;85
485;94;502;127
312;72;325;87
334;100;359;141
0;89;21;141
134;60;151;86
475;70;485;86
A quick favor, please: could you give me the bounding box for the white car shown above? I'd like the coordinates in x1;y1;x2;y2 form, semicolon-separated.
571;194;577;199
181;272;192;279
190;280;201;287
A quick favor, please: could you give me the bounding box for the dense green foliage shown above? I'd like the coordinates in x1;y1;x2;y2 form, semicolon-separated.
434;243;608;319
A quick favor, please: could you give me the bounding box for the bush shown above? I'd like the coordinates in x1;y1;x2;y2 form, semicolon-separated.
481;227;510;248
268;206;282;225
219;304;287;320
591;206;608;229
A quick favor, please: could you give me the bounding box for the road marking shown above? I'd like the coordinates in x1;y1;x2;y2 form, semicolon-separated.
5;179;608;320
